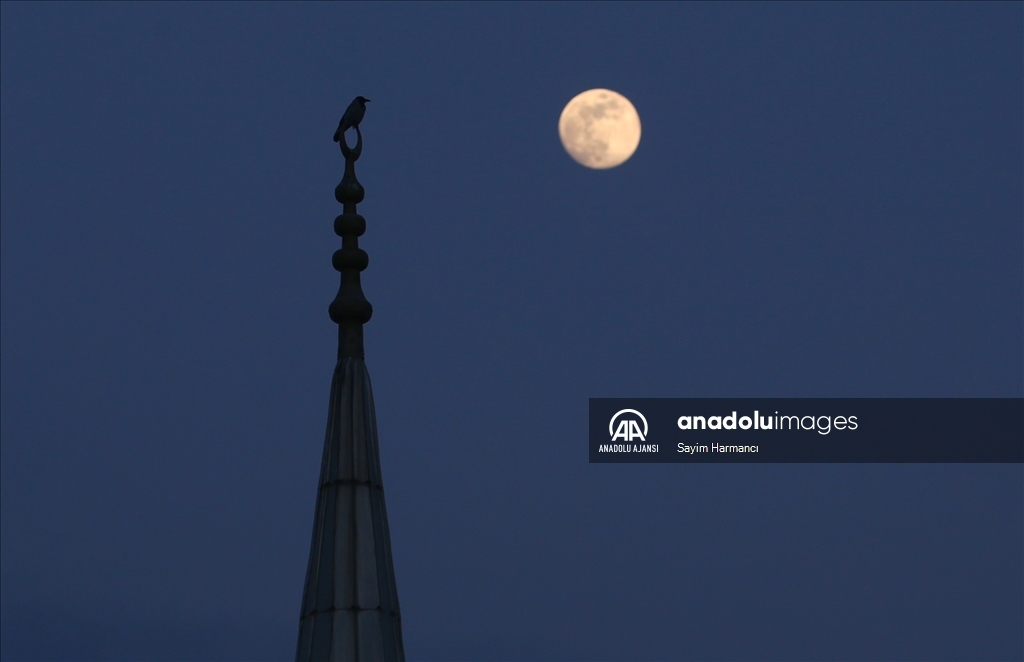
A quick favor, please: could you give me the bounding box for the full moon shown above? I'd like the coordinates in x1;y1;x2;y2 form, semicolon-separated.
558;89;641;169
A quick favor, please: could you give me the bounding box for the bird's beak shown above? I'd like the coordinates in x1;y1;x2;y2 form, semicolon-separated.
364;99;371;103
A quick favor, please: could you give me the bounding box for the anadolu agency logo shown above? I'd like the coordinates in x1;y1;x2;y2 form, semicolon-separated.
600;409;658;453
610;409;647;441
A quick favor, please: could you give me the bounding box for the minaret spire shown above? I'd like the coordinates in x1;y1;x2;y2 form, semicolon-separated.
296;103;405;662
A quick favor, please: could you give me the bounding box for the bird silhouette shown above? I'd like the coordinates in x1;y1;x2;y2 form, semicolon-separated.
333;96;370;142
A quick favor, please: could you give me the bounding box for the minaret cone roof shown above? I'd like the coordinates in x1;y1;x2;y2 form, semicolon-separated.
297;357;404;660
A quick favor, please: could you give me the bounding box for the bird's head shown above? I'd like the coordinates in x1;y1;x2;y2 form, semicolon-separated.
356;96;370;104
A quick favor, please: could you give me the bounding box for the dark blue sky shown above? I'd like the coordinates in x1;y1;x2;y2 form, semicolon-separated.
1;2;1021;660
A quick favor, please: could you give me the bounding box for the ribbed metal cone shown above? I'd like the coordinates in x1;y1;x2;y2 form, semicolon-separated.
297;357;404;661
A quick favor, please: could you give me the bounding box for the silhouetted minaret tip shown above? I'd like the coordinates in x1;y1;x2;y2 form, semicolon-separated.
297;102;405;662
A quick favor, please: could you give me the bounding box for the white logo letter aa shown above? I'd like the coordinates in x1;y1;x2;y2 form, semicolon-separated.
609;409;648;442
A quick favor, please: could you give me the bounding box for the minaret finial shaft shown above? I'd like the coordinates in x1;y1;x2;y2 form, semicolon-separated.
329;127;372;358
